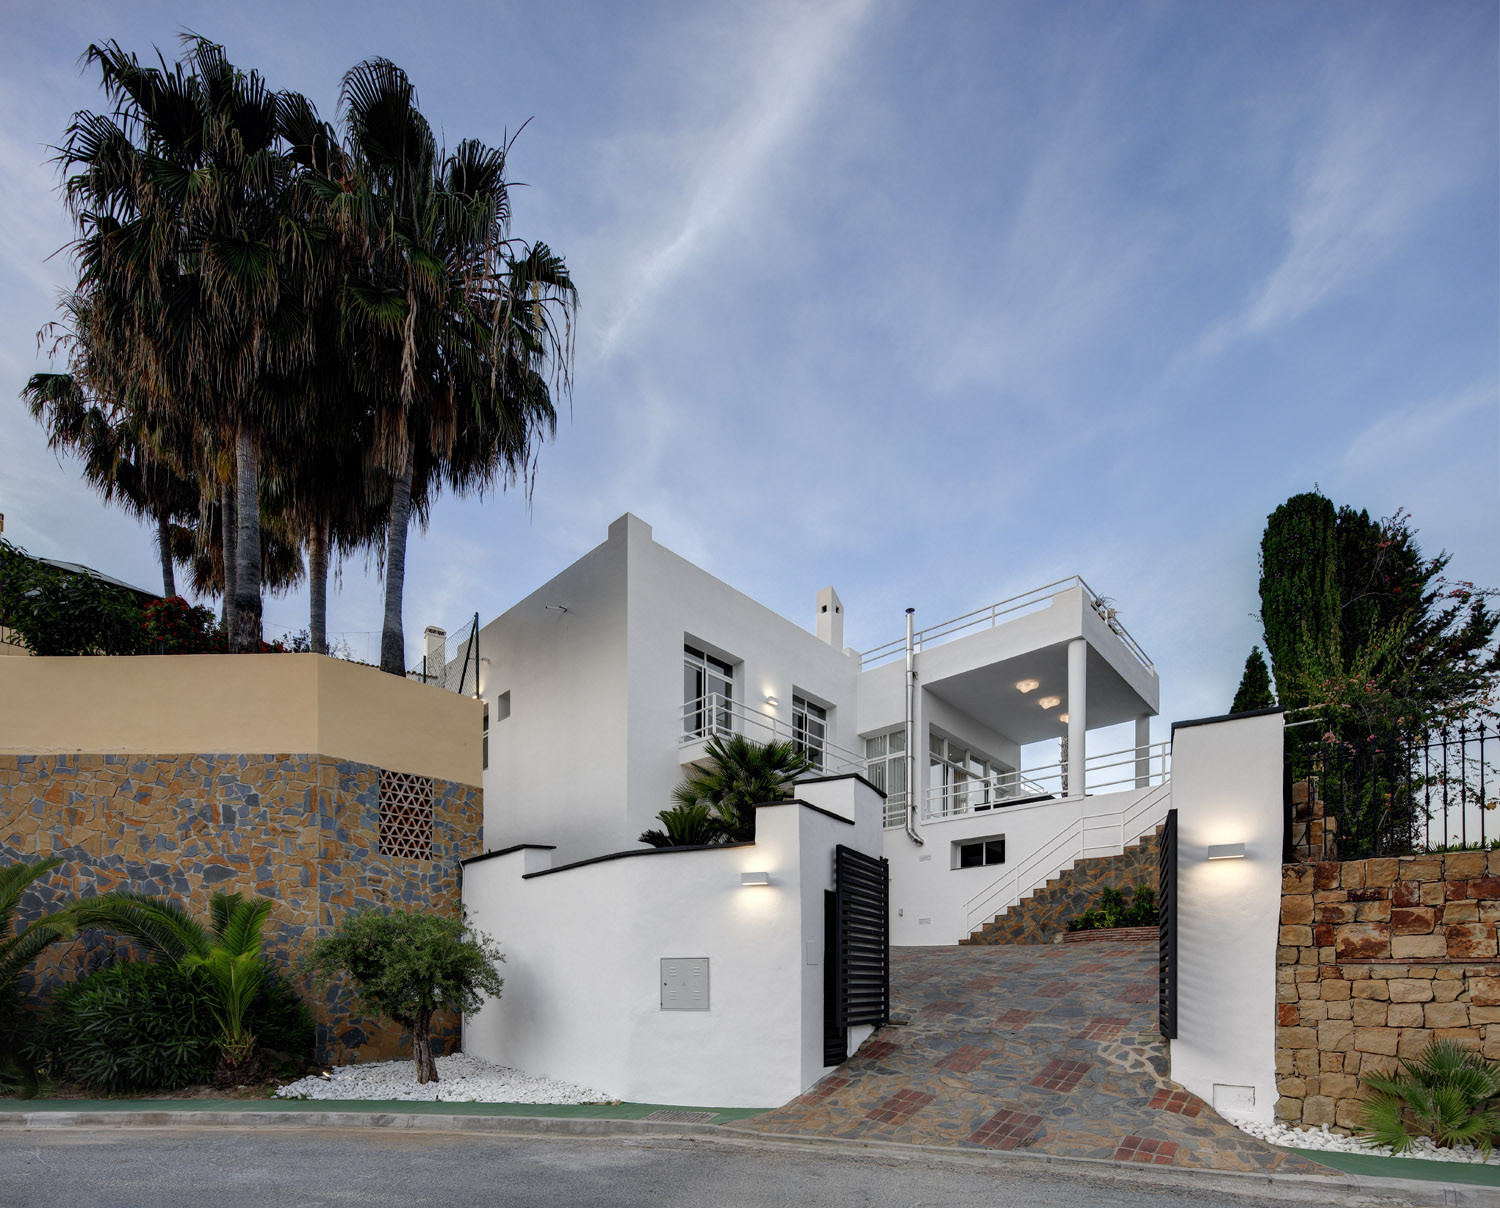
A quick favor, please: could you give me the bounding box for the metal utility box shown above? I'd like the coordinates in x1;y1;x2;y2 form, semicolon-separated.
660;957;710;1010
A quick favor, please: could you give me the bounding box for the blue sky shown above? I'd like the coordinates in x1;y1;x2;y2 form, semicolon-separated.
1;0;1495;734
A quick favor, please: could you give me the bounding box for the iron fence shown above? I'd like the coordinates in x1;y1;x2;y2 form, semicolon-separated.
1285;717;1498;860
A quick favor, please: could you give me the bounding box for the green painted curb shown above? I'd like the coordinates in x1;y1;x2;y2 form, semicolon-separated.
0;1097;767;1123
1288;1147;1500;1188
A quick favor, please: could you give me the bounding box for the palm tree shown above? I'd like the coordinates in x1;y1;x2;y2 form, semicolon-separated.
23;296;200;599
1;858;78;1092
69;890;274;1073
331;59;576;674
62;38;321;653
666;735;816;844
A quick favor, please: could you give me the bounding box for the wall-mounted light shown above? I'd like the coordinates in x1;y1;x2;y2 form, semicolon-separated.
1038;696;1061;710
740;871;771;886
1057;713;1069;724
764;694;780;707
1015;678;1040;693
1207;843;1246;860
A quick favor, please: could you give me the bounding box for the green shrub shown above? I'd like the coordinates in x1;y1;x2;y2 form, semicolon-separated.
1066;883;1158;932
0;540;144;656
36;960;313;1092
1358;1039;1500;1154
140;596;226;654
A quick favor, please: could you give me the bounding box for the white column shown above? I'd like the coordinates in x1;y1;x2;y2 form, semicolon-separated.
1066;638;1086;799
1135;715;1152;788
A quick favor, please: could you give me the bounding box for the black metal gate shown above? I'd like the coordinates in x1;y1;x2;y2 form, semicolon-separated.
824;844;889;1064
1157;808;1178;1039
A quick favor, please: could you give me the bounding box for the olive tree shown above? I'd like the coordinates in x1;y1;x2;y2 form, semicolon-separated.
301;909;503;1084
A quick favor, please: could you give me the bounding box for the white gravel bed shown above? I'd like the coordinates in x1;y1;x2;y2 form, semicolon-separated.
1237;1118;1500;1166
275;1053;617;1104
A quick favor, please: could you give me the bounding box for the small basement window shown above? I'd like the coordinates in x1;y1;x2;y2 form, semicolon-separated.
379;770;434;860
953;835;1005;870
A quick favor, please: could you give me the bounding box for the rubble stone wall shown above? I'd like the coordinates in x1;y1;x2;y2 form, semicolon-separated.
1275;852;1500;1131
2;752;482;1065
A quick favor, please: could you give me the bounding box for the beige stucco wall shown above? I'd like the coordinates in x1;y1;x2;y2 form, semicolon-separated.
0;653;482;786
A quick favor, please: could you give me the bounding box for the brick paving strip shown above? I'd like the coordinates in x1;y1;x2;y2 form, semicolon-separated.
732;942;1335;1173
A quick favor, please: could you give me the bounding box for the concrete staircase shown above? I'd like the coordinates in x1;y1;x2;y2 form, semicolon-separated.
962;824;1163;946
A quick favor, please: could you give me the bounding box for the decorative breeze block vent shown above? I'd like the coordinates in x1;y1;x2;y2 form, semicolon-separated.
378;770;434;860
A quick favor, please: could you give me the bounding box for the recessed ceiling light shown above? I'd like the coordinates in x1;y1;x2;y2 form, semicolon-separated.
1038;696;1061;710
1015;678;1040;693
1058;712;1069;724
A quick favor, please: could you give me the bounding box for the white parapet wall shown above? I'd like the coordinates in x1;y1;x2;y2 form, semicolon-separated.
461;775;885;1108
1168;708;1285;1124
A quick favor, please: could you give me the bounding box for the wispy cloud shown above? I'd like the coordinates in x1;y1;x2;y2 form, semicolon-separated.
592;0;877;360
1199;39;1487;356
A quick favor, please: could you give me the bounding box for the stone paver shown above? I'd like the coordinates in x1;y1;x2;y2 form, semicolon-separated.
736;942;1331;1174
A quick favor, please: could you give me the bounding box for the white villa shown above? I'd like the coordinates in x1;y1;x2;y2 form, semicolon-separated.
446;514;1187;1107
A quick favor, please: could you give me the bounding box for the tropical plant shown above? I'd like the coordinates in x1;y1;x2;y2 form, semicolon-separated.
1065;883;1157;932
324;58;576;674
1358;1040;1500;1155
1231;646;1276;713
301;908;504;1084
0;540;145;656
140;596;226;654
638;800;728;849
69;891;277;1075
1;858;78;1095
34;957;312;1092
648;734;815;847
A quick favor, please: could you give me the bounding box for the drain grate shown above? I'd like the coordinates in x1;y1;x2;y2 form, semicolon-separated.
641;1110;719;1123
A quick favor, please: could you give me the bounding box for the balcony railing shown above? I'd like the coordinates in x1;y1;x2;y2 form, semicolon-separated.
679;693;866;773
919;740;1171;823
859;575;1154;673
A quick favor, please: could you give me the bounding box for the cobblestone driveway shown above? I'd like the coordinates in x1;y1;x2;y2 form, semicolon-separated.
734;942;1330;1174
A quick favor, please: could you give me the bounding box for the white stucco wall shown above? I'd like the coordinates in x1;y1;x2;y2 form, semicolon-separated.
1168;710;1284;1124
462;776;885;1107
885;784;1167;946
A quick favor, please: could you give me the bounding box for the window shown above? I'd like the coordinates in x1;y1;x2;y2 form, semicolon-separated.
683;645;733;739
792;694;827;769
378;771;434;859
865;730;907;828
928;735;1012;817
482;702;489;770
483;692;510;771
953;835;1006;869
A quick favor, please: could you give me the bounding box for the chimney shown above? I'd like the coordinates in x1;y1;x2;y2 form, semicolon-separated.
816;587;844;648
423;626;447;685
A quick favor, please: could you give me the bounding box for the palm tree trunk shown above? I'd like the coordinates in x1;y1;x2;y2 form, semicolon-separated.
156;512;176;599
379;448;416;675
308;519;328;655
221;486;238;636
231;428;262;653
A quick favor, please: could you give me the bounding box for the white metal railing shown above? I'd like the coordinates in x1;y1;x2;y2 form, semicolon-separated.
678;693;866;773
962;778;1173;933
859;575;1154;673
920;740;1170;822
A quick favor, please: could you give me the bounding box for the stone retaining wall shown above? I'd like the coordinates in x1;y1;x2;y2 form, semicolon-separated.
2;752;482;1065
965;828;1160;946
1275;852;1500;1131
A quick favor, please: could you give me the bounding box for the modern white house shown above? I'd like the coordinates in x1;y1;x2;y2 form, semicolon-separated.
450;513;1179;1106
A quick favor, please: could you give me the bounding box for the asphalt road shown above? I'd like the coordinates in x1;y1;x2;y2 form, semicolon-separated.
0;1127;1383;1208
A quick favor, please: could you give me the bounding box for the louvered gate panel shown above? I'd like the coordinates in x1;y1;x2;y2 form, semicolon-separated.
835;844;889;1029
1158;808;1178;1040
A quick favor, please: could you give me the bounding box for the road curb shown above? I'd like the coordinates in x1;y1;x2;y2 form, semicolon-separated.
2;1107;1491;1205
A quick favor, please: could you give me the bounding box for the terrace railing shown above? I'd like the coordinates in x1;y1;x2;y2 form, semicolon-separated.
859;576;1154;673
679;693;867;773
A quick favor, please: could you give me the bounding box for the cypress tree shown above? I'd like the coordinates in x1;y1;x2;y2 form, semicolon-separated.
1259;491;1339;711
1231;647;1276;713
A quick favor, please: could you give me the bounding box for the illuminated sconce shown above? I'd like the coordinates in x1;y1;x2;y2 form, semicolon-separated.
764;694;780;707
740;871;771;886
1015;679;1040;693
1207;843;1246;860
1038;696;1061;710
